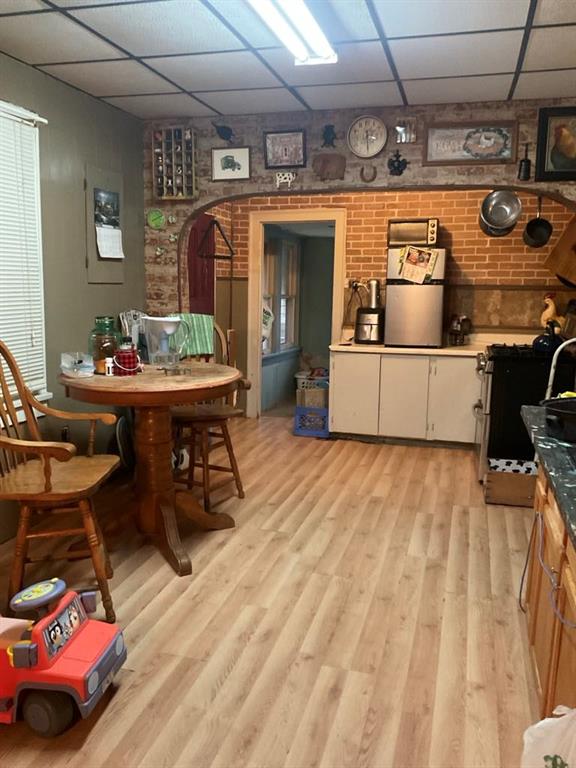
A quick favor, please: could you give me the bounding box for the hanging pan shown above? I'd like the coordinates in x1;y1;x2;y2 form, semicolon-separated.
523;196;553;248
479;189;522;237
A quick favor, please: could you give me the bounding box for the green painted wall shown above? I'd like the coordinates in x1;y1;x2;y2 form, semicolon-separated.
299;237;334;364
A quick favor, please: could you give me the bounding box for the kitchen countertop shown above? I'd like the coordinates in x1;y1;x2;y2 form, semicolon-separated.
522;404;576;549
329;342;486;356
331;331;536;357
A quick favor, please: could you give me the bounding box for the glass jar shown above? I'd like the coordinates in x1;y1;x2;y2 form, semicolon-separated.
90;316;120;374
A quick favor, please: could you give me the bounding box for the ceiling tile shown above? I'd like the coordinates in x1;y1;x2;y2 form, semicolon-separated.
148;51;280;91
390;30;522;79
523;27;576;71
404;74;513;105
198;88;306;114
296;81;402;109
0;11;122;63
39;60;178;97
104;93;216;118
307;0;378;42
0;0;44;12
51;0;145;5
260;41;392;86
534;0;576;25
514;69;576;100
203;0;280;47
70;0;245;56
374;0;529;37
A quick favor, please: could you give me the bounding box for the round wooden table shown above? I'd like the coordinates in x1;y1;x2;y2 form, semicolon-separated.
60;363;242;576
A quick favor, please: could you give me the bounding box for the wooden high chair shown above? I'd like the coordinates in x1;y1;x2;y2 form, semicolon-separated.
0;340;120;622
172;325;249;513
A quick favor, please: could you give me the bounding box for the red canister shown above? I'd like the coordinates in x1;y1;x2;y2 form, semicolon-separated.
113;339;140;376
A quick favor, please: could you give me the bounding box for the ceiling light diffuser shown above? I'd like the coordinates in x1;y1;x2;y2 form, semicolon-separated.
246;0;337;65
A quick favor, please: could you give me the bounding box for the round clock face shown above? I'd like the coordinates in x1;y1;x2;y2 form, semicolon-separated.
147;208;166;230
347;115;388;158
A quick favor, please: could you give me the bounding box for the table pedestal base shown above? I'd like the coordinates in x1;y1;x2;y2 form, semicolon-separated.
133;406;235;575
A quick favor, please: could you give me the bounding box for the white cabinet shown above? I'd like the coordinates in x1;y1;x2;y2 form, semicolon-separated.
379;355;429;439
329;353;380;434
427;357;482;442
330;350;482;443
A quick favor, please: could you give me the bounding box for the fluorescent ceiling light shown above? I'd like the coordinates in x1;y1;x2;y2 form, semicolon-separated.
246;0;337;66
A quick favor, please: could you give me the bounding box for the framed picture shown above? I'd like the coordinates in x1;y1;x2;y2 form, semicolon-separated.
535;107;576;182
211;147;250;181
264;130;306;169
423;122;517;165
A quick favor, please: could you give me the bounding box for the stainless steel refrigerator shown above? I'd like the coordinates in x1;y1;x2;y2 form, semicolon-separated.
384;248;446;347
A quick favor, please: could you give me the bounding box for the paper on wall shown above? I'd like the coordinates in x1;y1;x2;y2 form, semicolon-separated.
95;226;125;260
399;246;437;284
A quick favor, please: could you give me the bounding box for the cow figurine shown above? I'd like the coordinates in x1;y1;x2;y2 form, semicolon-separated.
275;171;297;189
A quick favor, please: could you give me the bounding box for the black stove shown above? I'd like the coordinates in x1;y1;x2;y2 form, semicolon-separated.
488;343;554;359
486;343;576;459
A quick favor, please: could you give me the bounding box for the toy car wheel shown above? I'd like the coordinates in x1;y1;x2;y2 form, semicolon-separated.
22;691;76;737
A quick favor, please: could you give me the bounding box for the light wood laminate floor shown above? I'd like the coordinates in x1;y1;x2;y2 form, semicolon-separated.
0;416;538;767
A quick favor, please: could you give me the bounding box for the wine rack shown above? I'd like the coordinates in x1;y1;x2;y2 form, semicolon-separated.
152;125;196;200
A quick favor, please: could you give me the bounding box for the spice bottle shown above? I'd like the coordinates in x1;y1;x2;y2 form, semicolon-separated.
90;316;120;374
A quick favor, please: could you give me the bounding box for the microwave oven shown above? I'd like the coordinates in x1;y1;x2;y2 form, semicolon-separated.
387;217;438;246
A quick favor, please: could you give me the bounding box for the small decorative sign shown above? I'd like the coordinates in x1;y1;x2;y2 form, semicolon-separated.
423;122;517;165
264;130;306;169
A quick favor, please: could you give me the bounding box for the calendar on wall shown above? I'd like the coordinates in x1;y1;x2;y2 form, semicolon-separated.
152;125;197;200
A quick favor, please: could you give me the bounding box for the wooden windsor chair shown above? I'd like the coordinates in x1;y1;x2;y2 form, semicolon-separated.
172;325;250;513
0;340;120;622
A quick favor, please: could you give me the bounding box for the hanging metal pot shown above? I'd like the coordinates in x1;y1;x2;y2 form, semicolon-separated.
478;215;515;238
479;189;522;236
523;196;553;248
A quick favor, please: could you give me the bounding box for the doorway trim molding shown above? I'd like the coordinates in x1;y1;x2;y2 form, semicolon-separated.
247;208;347;418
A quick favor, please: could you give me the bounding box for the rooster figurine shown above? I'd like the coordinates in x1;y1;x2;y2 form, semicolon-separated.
540;293;565;334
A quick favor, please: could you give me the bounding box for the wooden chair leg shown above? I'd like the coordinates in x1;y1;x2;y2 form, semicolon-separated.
201;427;211;513
9;504;31;600
187;427;197;491
221;422;245;499
93;513;113;580
80;498;115;623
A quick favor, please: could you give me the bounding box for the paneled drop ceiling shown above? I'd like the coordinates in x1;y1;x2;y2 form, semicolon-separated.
0;0;574;118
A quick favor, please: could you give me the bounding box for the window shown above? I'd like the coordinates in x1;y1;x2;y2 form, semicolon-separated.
0;100;48;397
262;236;299;355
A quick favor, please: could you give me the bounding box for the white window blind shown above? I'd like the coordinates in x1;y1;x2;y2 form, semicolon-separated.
0;100;48;396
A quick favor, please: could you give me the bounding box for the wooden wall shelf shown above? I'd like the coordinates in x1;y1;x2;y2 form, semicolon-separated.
153;125;197;200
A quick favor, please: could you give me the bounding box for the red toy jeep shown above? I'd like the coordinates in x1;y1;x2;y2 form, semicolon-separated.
0;578;126;737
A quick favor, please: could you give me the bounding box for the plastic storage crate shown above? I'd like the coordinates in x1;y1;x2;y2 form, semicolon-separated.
294;406;329;438
295;372;329;390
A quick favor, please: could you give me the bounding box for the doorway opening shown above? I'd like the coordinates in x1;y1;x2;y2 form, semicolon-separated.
261;221;335;416
247;208;346;419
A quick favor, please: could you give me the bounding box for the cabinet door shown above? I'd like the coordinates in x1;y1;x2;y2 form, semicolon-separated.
427;356;482;442
529;499;566;715
329;353;380;434
548;564;576;712
379;355;429;439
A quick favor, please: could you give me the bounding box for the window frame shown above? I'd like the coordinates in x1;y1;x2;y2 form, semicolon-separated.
262;235;300;356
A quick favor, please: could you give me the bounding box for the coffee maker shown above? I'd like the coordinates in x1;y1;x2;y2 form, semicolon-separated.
354;279;385;344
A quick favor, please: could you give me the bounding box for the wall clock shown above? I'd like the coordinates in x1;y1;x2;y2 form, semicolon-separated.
146;208;166;230
347;115;388;159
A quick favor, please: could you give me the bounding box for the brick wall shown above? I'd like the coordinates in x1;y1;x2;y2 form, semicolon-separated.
143;96;576;318
207;189;571;286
